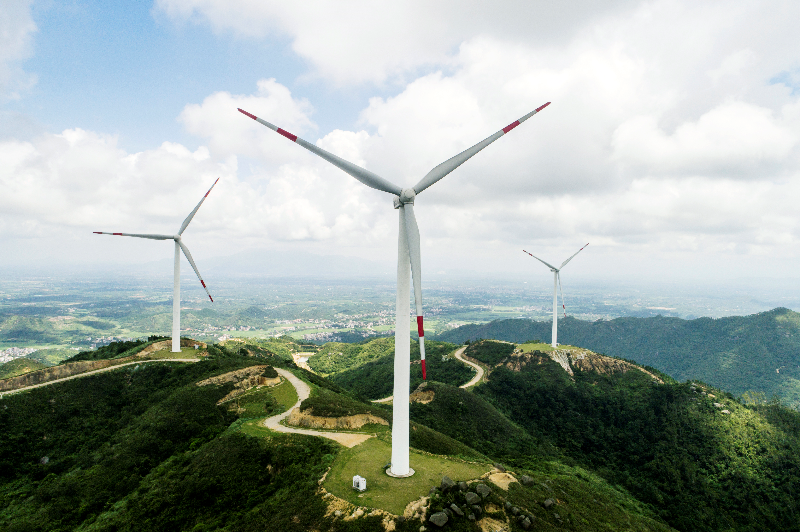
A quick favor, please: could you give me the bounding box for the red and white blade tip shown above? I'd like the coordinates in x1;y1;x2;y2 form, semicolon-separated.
535;102;551;112
422;359;427;380
238;108;257;120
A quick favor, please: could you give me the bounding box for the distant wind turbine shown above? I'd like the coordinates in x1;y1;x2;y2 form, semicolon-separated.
240;103;550;477
94;179;218;353
523;243;588;348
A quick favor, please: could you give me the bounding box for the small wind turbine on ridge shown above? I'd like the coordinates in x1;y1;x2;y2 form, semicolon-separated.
523;243;588;348
240;102;550;478
94;179;219;353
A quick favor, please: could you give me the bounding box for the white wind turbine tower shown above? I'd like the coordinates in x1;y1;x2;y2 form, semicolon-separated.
94;179;218;353
523;244;588;348
240;103;550;477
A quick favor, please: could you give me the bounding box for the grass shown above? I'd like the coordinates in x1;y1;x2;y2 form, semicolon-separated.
518;342;554;353
324;437;491;515
270;378;299;409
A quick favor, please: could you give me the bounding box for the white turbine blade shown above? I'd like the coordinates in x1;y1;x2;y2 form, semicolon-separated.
238;108;402;196
559;243;589;269
93;232;172;240
413;102;551;195
178;240;213;302
557;272;567;318
178;178;219;235
403;204;427;380
522;249;558;271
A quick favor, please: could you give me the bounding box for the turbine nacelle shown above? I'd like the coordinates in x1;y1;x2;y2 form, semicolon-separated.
393;188;417;209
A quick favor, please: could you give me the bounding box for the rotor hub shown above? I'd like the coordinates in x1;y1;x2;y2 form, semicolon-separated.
393;188;416;209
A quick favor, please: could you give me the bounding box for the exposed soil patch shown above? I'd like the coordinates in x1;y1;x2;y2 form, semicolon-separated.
197;365;281;403
286;409;388;430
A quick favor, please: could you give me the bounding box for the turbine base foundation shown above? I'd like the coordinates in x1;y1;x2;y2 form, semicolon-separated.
386;467;415;478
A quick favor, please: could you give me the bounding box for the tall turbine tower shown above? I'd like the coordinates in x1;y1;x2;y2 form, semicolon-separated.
523;243;588;348
94;179;218;352
240;104;550;477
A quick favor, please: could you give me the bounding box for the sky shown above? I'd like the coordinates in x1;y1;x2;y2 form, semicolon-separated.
2;1;800;296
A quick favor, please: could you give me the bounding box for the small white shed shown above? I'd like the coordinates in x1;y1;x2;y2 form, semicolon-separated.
352;475;366;492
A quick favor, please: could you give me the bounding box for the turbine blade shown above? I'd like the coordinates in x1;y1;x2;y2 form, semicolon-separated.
558;272;567;318
93;232;172;240
179;178;219;235
522;249;558;271
238;108;402;196
178;241;213;302
559;243;589;269
413;102;551;195
403;205;427;380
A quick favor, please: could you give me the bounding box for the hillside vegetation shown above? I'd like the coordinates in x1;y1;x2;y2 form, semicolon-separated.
0;358;48;380
5;336;800;531
319;338;474;399
436;308;800;407
401;340;800;532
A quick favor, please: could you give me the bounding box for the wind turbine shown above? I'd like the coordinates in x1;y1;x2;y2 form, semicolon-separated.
523;243;588;348
239;103;550;477
94;179;218;353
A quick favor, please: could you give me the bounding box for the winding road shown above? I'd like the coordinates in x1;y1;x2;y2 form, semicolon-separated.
370;346;485;403
453;346;485;387
261;368;373;448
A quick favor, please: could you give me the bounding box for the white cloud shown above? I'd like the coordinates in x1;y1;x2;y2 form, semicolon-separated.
154;0;641;85
178;78;316;162
612;101;799;178
0;0;37;98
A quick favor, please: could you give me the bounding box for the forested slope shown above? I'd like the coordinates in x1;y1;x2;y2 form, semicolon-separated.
435;308;800;406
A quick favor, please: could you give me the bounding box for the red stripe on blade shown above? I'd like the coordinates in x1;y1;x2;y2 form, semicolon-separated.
201;280;207;289
277;128;298;142
502;120;520;134
417;316;424;337
93;232;102;234
535;102;551;113
421;359;427;380
209;295;214;302
238;108;257;120
113;233;122;236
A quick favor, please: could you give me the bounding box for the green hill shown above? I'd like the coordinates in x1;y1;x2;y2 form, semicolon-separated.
435;308;800;407
404;340;800;531
4;337;800;531
0;358;49;379
313;338;475;399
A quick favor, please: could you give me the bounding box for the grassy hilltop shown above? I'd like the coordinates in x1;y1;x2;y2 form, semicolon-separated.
1;337;799;531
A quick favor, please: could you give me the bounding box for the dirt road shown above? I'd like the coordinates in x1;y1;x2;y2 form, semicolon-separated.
453;346;485;387
0;358;200;398
371;345;485;403
261;368;373;448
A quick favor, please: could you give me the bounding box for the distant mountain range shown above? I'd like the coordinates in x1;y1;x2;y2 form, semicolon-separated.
435;307;800;408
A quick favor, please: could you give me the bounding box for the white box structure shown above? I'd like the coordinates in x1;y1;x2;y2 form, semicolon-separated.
352;475;366;492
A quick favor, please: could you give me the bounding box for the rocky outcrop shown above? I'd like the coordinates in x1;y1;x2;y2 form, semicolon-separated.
197;365;282;404
410;382;435;404
502;347;664;384
285;408;388;430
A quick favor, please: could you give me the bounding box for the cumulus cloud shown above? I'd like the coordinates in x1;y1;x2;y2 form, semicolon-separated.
612;101;799;178
154;0;641;85
178;78;316;162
